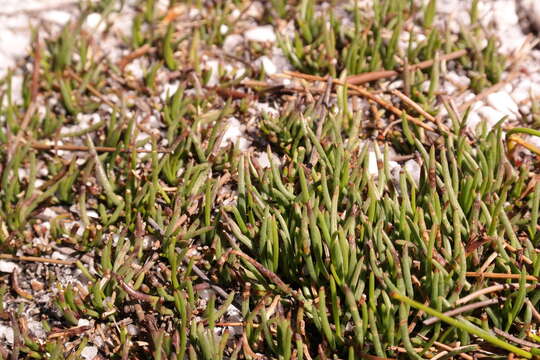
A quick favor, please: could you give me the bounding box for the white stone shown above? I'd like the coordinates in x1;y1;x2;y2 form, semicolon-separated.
0;325;14;344
245;1;264;19
27;320;46;339
478;106;508;129
255;151;280;169
84;13;106;32
257;56;277;75
160;81;180;101
223;34;243;53
404;160;421;185
245;25;276;42
78;318;90;327
465;110;483;133
81;346;98;360
52;251;71;261
486;91;518;118
41;10;72;25
124;58;145;79
219;24;228;35
0;260;19;273
367;151;378;176
253;102;279;117
528;1;540;31
220;117;250;150
205;59;220;87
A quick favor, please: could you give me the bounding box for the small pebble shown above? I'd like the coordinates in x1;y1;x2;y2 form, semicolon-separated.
81;346;98;360
257;56;277;75
0;260;19;273
30;279;44;292
244;25;276;42
404;160;421;185
223;34;243;53
486;91;519;117
78;318;91;327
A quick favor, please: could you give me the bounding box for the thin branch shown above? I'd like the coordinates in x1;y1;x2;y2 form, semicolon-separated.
280;71;436;132
465;271;538;282
424;298;499;325
492;328;540;348
219;249;300;301
31;142;170;153
346;49;467;85
390;89;450;133
0;253;75;266
456;283;535;305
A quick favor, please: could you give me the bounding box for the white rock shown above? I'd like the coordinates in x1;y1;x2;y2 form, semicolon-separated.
223;34;243;53
205;59;220;87
404;160;421;185
219;24;228;35
478;106;508;129
41;10;72;25
528;1;540;31
245;1;264;19
27;320;46;339
0;325;14;344
52;251;71;261
245;25;276;42
220;117;250;150
257;56;277;75
253;102;279;118
127;324;139;336
526;135;540;148
78;318;90;327
0;261;19;273
160;81;180;101
84;13;106;32
81;346;98;360
255;151;280;169
465;110;483;133
367;151;378;176
486;91;518;118
124;58;145;79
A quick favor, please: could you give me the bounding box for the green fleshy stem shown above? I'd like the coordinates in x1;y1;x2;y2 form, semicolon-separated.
390;291;532;359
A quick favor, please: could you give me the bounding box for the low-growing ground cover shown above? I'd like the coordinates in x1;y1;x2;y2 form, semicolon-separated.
0;0;539;359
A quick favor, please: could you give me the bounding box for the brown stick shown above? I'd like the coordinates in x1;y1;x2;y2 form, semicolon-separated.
423;298;499;325
220;249;299;300
465;271;538;281
281;71;435;132
0;254;75;266
11;269;33;300
30;36;41;103
118;44;154;72
115;275;161;304
8;102;37;161
456;284;525;305
492;328;540;348
30;142;170;153
457;70;520;113
390;89;450;133
65;69;118;110
47;325;91;339
346;49;467;85
507;135;540;156
525;299;540;323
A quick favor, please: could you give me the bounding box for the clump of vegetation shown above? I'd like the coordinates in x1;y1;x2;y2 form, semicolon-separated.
0;0;538;359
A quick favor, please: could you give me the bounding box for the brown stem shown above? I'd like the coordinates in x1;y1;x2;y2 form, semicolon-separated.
0;253;75;266
282;71;435;132
31;142;170;153
11;269;33;300
346;49;467;85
